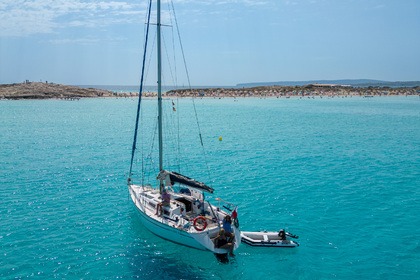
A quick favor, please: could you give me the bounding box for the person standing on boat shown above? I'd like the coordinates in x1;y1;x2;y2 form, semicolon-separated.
155;189;171;216
214;229;235;256
278;229;286;241
222;215;235;242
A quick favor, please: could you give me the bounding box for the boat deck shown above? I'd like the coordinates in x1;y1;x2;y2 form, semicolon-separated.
130;184;223;236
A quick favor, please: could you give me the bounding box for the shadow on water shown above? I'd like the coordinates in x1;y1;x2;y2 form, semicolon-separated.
214;253;230;264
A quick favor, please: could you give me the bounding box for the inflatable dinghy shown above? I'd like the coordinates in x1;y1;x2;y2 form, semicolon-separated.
241;230;299;248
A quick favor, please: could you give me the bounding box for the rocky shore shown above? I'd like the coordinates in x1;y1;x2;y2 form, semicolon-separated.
0;82;131;100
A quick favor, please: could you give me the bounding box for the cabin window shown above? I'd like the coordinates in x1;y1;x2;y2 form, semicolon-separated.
175;197;192;212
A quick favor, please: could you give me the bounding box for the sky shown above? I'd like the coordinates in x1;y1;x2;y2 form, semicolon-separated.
0;0;419;86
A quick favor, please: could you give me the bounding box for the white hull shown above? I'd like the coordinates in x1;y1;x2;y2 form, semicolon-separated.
129;184;241;253
133;197;208;250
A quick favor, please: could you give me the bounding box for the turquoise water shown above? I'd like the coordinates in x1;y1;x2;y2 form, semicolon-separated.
1;96;419;279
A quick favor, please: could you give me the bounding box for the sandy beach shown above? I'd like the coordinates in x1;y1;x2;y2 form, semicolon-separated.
165;84;420;98
1;82;419;100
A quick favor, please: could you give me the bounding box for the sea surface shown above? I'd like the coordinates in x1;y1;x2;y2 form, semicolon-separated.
1;96;419;279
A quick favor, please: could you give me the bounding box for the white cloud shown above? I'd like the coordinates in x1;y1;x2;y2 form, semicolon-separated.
0;0;273;37
173;0;268;6
0;0;145;37
48;35;125;45
48;37;100;45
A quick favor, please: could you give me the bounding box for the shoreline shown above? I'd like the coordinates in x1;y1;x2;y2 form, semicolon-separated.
1;82;419;100
165;84;420;98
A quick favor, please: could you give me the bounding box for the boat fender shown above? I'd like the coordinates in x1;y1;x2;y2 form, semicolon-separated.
193;216;207;231
234;218;239;228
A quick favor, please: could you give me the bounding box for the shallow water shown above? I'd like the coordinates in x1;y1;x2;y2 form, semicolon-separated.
1;96;419;279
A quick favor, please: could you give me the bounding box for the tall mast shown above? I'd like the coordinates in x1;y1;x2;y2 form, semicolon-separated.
157;0;164;191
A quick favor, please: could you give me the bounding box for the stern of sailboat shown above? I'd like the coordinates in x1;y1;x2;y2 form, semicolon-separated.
128;183;239;253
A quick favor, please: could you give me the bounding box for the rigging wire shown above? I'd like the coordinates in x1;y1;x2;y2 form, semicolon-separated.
130;0;213;188
128;0;153;182
167;0;178;87
170;0;213;183
144;31;157;95
170;9;181;175
164;0;181;174
145;113;159;185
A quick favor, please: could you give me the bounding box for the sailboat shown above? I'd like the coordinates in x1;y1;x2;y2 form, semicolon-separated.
127;0;241;254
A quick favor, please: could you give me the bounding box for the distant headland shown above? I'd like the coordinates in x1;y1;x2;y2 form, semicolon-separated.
0;81;133;100
1;80;419;100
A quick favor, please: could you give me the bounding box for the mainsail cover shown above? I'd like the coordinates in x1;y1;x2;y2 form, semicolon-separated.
158;170;214;193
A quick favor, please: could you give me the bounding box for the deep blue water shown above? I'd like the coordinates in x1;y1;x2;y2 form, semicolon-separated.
1;96;419;279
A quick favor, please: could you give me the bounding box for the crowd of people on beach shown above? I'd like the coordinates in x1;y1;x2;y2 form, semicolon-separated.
126;85;420;99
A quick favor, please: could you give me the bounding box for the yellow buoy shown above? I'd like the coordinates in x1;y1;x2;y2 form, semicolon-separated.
218;136;223;141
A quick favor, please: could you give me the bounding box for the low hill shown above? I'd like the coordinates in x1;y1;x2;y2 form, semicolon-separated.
0;82;117;100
